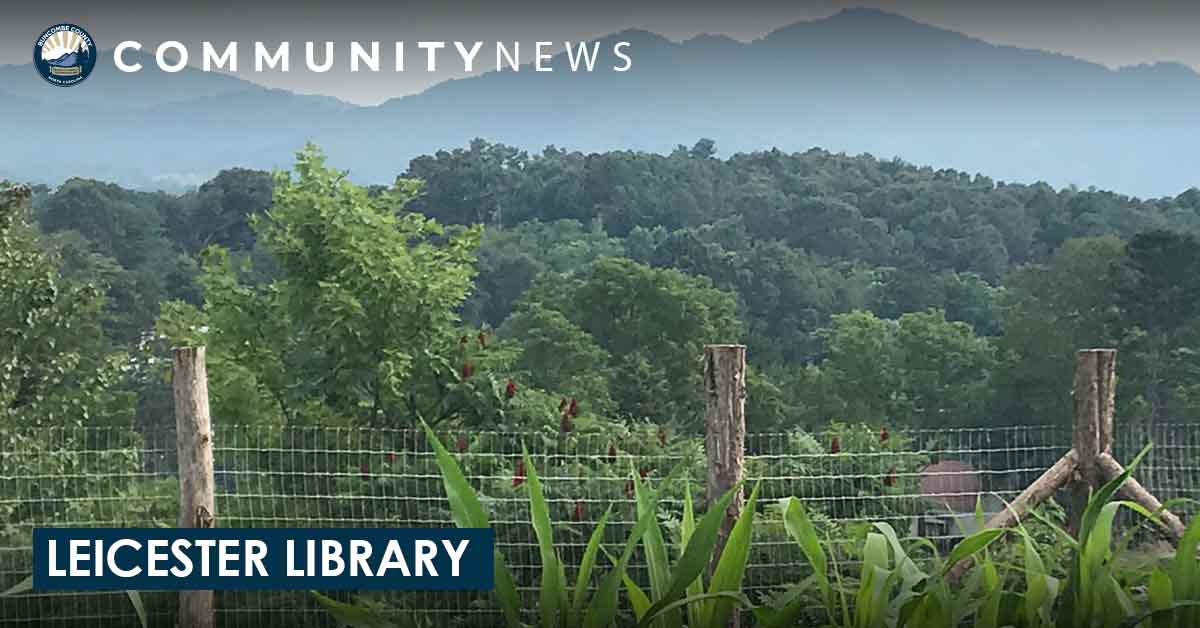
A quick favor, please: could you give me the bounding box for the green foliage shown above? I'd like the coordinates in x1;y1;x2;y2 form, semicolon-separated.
996;236;1126;424
169;167;273;254
415;422;678;628
1;579;149;628
16;140;1200;436
32;178;200;343
505;257;741;430
316;435;1200;628
0;184;133;428
760;445;1200;628
501;302;616;415
464;219;626;326
1113;231;1200;423
157;145;483;426
813;310;995;427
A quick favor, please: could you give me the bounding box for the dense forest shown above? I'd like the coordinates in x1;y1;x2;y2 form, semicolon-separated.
5;140;1200;439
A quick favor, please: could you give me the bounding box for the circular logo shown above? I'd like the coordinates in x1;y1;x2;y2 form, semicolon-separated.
34;24;97;86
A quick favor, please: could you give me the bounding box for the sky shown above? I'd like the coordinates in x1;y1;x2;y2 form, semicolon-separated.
4;0;1200;105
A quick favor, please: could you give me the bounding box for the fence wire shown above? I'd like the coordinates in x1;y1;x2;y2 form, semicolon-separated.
2;421;1198;627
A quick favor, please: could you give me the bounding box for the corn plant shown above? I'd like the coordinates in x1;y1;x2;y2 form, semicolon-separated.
764;495;1010;628
1039;445;1200;628
313;437;1200;628
618;476;761;628
423;418;764;628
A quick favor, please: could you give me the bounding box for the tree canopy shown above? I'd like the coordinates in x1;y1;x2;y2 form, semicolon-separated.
9;139;1200;434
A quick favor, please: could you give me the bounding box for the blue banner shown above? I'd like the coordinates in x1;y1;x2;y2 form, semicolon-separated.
32;528;494;591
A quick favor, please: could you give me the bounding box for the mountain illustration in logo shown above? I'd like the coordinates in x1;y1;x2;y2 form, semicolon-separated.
46;52;82;67
41;30;89;67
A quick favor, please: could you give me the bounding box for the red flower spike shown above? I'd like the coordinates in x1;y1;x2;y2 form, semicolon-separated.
880;426;890;443
830;437;841;455
477;332;487;348
461;360;473;379
460;335;469;345
560;414;573;433
657;425;668;447
360;462;370;479
505;379;517;399
625;479;635;498
884;465;897;487
567;397;579;418
512;459;525;487
607;443;618;463
386;453;397;463
573;501;586;522
456;435;469;453
639;467;649;479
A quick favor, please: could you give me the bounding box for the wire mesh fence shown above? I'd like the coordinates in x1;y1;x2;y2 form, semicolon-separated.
2;421;1198;626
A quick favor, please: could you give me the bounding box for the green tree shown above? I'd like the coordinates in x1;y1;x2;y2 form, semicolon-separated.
33;178;195;342
996;237;1126;424
817;309;994;427
499;301;614;414
892;309;996;427
1114;230;1200;423
157;145;482;426
507;257;742;430
820;310;897;423
0;184;131;427
170;167;273;253
463;219;625;326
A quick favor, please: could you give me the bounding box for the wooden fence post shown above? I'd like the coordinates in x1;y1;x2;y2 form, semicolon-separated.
173;347;216;628
1068;349;1115;534
703;345;746;592
950;348;1185;580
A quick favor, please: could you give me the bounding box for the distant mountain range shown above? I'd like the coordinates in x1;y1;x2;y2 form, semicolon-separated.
2;8;1197;196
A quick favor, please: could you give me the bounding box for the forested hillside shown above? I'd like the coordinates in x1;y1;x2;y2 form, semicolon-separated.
5;141;1200;440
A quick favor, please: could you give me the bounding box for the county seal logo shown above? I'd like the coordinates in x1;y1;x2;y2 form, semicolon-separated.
34;24;97;86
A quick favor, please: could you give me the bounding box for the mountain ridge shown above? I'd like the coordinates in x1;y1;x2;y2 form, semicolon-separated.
1;9;1196;196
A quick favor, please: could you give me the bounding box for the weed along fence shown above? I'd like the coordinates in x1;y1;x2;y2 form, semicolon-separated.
2;347;1199;626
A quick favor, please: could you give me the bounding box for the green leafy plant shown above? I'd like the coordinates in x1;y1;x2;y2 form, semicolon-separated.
1;576;148;628
621;476;761;628
312;437;1200;628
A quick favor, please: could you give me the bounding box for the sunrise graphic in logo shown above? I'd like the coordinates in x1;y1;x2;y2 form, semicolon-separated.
34;24;97;86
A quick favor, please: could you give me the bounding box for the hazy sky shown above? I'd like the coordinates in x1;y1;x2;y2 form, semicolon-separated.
5;0;1199;105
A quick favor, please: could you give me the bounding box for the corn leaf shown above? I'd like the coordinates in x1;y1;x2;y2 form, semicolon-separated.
635;483;739;628
872;521;925;612
1021;530;1058;627
126;591;148;628
647;591;755;625
1080;444;1151;543
1172;514;1200;627
421;421;522;628
571;507;611;625
1147;568;1174;628
0;576;32;597
523;446;568;628
941;528;1007;577
633;471;678;628
782;497;834;612
623;570;653;621
583;465;681;628
312;591;400;628
1118;603;1200;628
703;481;761;628
680;484;704;628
